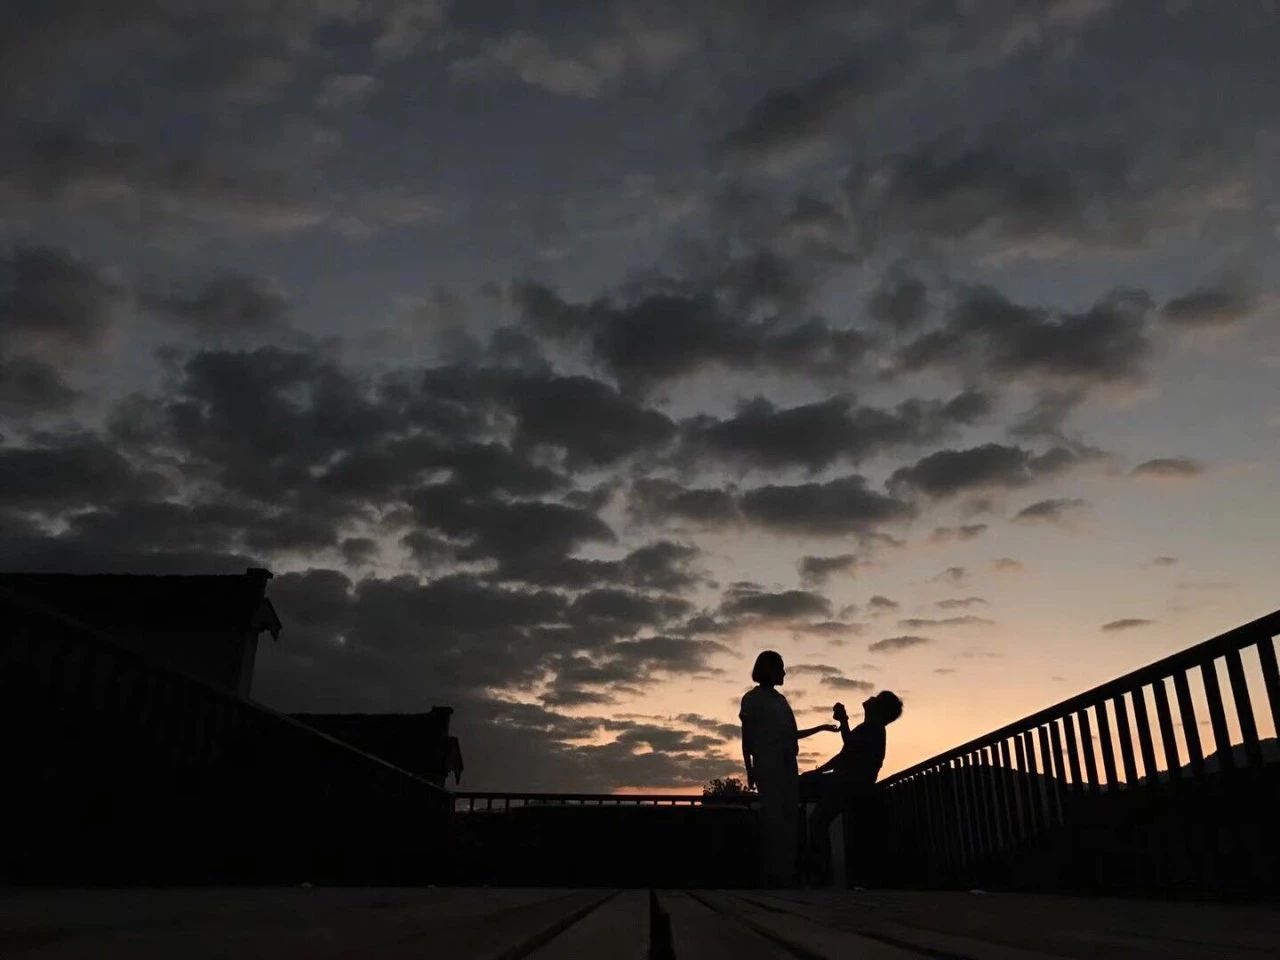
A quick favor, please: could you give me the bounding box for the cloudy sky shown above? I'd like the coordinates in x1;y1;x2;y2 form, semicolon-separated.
3;1;1279;791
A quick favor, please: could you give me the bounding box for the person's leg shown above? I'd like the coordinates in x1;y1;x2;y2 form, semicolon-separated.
806;784;842;884
755;761;799;887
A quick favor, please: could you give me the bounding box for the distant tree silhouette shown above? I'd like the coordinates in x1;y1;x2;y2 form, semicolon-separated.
702;776;755;804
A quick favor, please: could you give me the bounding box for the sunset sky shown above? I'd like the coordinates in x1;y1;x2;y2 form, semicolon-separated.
2;1;1278;790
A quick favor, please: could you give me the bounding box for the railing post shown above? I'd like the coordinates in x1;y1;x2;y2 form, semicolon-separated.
1111;694;1139;787
1172;671;1205;778
1130;686;1159;786
1200;660;1235;773
1223;649;1262;769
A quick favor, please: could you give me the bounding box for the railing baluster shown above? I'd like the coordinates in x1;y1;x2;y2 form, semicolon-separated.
1256;633;1280;739
1152;678;1181;784
1040;724;1064;824
1130;686;1159;786
1076;709;1100;792
983;747;1003;855
950;758;972;867
1094;702;1118;788
1173;670;1205;778
962;753;988;860
1201;660;1235;772
1112;694;1139;787
1224;648;1262;769
1062;713;1083;790
1013;734;1039;835
998;738;1021;841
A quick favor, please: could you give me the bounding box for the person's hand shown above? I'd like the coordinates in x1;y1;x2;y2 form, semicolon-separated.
821;723;839;732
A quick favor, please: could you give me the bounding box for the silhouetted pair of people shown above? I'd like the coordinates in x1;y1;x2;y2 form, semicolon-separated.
739;650;902;887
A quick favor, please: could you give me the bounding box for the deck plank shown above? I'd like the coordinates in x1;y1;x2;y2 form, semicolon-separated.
754;889;1280;958
658;891;792;960
693;890;924;958
524;890;646;960
1;888;600;960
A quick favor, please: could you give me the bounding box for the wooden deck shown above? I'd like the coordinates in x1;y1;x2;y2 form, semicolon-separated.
3;887;1277;958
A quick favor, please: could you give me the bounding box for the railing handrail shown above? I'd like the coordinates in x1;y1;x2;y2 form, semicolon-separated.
882;606;1280;783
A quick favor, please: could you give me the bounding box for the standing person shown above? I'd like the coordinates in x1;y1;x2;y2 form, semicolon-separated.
739;651;838;887
802;691;903;884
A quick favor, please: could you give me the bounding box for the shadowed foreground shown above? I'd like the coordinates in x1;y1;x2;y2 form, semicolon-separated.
4;887;1278;958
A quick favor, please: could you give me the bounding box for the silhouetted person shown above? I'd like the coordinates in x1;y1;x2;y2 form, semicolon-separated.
740;651;838;887
802;690;903;884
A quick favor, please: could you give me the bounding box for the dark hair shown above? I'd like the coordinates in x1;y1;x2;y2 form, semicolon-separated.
877;691;904;724
751;650;784;684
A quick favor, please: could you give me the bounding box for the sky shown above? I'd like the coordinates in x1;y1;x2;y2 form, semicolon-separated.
2;1;1279;792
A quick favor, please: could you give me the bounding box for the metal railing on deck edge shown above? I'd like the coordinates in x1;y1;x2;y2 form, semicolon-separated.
451;791;733;812
875;608;1280;894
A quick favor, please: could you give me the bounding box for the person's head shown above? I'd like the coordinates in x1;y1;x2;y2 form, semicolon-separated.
862;691;903;726
751;650;785;686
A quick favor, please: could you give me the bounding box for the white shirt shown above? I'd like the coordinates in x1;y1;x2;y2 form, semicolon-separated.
739;685;798;761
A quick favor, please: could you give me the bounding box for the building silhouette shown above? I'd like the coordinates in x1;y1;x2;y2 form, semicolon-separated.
0;567;281;697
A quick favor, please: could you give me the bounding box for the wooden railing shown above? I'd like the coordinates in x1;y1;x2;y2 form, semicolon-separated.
875;609;1280;896
0;585;451;884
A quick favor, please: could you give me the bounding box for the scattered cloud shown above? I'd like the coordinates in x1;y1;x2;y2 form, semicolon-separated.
1131;457;1205;480
869;635;933;654
1101;618;1154;632
1014;498;1091;525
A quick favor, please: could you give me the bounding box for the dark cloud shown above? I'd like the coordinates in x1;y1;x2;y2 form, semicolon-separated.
739;475;914;537
932;566;968;585
720;59;893;160
719;585;831;621
679;392;985;472
847;131;1086;251
516;283;871;394
896;286;1155;390
889;442;1085;498
0;433;168;511
508;374;677;468
787;663;841;677
798;553;859;585
1131;457;1205;480
991;557;1025;573
539;688;616;708
0;122;327;234
820;676;874;692
791;621;864;642
675;713;740;742
1014;498;1090;524
409;483;616;570
0;244;121;353
569;589;693;633
1101;618;1154;632
1162;282;1255;327
930;523;988;543
869;634;932;653
867;266;928;329
148;273;291;338
629;478;740;527
867;595;899;614
898;615;993;629
1145;556;1179;568
0;355;78;415
936;597;987;610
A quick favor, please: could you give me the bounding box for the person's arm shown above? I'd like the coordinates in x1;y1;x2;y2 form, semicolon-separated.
796;723;839;739
740;712;756;790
